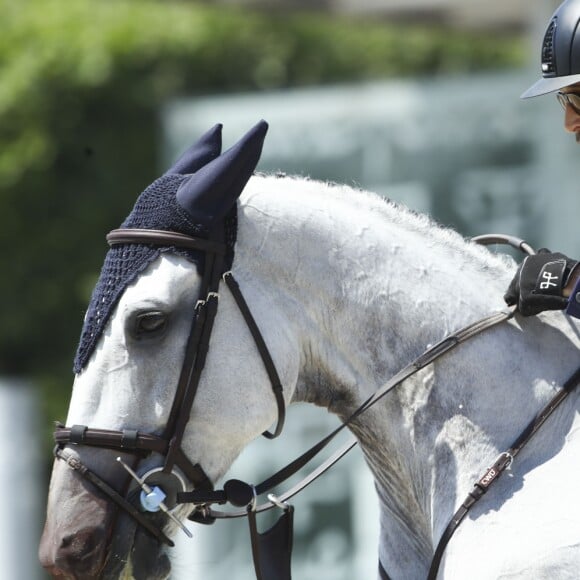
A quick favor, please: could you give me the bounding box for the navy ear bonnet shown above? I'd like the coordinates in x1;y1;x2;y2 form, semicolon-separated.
73;121;268;373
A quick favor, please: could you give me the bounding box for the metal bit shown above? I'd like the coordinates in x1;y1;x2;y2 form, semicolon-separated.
116;457;193;538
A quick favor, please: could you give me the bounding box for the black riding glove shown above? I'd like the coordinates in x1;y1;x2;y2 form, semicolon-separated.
504;249;579;316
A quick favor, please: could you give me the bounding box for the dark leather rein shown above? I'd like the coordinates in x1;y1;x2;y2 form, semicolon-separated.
54;229;580;580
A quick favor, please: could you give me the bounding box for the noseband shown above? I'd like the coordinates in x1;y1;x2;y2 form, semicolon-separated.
54;226;286;546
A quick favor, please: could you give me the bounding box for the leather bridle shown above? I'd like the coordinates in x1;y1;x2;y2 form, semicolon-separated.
54;226;286;547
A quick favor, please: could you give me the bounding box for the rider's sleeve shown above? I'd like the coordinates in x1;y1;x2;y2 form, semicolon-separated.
565;276;580;318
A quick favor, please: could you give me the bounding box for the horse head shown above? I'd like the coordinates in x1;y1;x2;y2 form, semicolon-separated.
39;121;299;579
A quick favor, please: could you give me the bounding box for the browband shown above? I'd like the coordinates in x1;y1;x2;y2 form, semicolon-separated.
107;228;227;255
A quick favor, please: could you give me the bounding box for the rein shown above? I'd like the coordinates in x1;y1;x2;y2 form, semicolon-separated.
179;308;515;515
425;363;580;580
54;228;580;580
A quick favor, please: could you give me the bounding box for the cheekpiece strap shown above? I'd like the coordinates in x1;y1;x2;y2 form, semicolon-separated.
223;272;286;439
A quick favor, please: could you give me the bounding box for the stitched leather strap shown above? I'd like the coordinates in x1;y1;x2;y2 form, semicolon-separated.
427;363;580;580
55;425;167;454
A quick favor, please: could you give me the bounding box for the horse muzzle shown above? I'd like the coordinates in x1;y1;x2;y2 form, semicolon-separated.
39;454;116;578
39;448;171;580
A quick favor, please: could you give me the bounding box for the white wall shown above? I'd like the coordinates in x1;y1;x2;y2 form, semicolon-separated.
0;379;42;580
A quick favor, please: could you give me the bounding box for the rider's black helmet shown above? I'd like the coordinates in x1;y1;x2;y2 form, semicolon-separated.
522;0;580;98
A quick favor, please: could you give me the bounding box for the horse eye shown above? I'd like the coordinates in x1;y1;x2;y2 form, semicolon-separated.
132;311;167;339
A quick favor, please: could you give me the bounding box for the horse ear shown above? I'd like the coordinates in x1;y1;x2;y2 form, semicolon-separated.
164;123;223;176
176;120;268;227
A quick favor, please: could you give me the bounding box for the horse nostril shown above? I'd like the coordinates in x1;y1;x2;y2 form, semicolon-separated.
55;527;106;577
60;530;96;552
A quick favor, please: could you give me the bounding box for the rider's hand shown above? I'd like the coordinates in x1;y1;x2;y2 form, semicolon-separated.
504;249;579;316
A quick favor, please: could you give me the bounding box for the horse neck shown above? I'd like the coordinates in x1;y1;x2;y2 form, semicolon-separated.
237;175;579;576
238;174;515;399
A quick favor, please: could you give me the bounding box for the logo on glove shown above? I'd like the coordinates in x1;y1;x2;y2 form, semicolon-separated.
540;271;559;290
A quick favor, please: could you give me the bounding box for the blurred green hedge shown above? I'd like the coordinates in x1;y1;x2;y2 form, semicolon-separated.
0;0;525;427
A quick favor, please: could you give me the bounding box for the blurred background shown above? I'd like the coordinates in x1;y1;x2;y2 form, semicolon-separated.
2;0;578;578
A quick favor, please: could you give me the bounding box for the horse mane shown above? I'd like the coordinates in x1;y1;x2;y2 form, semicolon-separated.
251;173;516;277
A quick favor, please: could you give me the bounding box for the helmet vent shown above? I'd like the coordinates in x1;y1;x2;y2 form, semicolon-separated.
541;17;557;75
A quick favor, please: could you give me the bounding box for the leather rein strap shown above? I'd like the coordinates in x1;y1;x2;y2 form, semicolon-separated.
427;363;580;580
179;309;516;514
